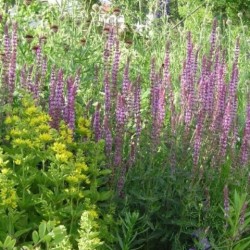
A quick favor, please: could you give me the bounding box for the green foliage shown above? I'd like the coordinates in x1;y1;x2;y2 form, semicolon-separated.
218;190;250;250
1;1;250;249
29;221;72;250
0;235;17;250
0;96;113;248
116;211;148;250
0;220;72;250
178;0;250;26
211;0;250;25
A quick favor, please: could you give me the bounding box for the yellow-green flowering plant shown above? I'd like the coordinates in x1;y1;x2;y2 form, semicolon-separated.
0;95;113;248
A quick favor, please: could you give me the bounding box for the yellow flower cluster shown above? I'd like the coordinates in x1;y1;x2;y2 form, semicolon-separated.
0;187;18;209
38;133;53;142
77;117;92;138
10;128;22;137
76;162;88;172
4;115;20;125
0;149;8;167
51;142;73;163
66;164;90;184
0;167;18;209
58;123;73;144
14;159;22;165
4;116;12;125
5;98;56;152
64;187;84;198
12;138;34;148
25;105;37;116
29;113;51;126
3;97;100;207
37;124;51;132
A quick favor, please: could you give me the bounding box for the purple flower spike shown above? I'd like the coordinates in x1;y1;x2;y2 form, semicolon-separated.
193;111;203;168
150;58;156;110
219;101;232;158
35;44;42;69
211;61;227;131
111;40;120;100
104;71;111;115
41;56;47;82
66;75;78;131
49;68;64;129
240;101;250;165
129;139;136;167
117;165;126;198
134;76;142;141
223;185;229;219
122;59;130;97
114;94;126;166
53;69;64;129
103;115;112;155
240;202;247;225
209;19;217;61
116;94;126;126
20;65;28;89
93;103;102;142
6;23;18;103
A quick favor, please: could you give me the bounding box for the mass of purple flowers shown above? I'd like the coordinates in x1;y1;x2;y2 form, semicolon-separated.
1;20;249;196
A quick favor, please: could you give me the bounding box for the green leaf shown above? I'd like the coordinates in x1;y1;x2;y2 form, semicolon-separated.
3;236;16;249
32;231;39;244
46;221;55;232
99;169;112;175
53;233;65;245
9;238;16;249
97;191;113;201
43;234;52;243
234;237;250;250
14;228;32;238
39;221;47;238
117;234;124;249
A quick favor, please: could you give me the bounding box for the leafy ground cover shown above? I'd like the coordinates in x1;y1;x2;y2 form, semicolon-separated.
1;0;250;249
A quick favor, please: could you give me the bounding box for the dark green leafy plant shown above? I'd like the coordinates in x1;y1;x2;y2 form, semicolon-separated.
116;211;148;250
218;190;250;250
